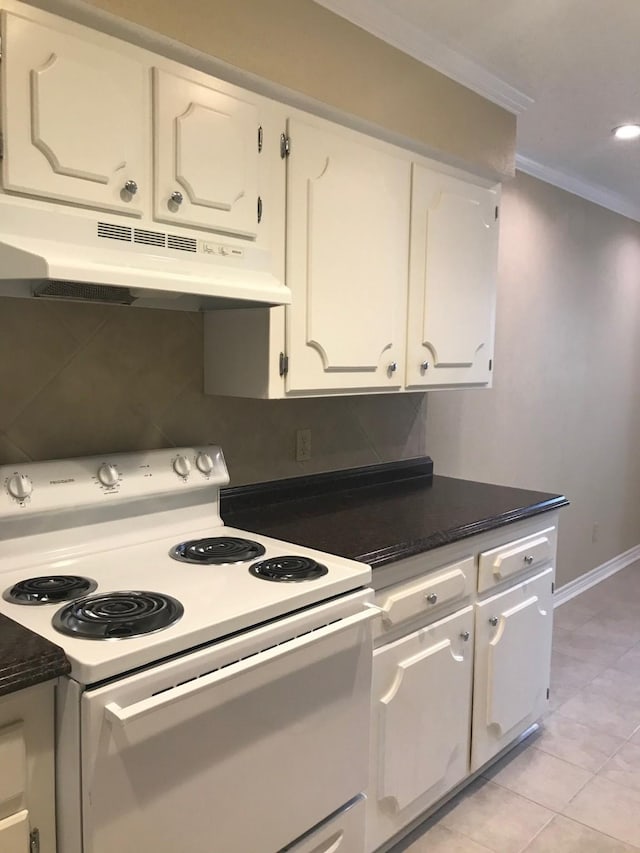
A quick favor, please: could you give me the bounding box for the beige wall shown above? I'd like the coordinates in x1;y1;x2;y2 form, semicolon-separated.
426;172;640;587
38;0;515;178
0;297;426;484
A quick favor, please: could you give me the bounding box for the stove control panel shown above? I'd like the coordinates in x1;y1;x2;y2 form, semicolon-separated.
0;446;228;516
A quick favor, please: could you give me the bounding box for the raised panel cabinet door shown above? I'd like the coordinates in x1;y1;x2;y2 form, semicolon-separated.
471;568;554;772
406;165;499;388
286;118;410;393
366;607;473;852
154;68;266;238
0;810;30;853
1;11;149;215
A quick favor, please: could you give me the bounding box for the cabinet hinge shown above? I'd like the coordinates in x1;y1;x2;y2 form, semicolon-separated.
280;133;291;158
489;358;493;371
0;132;4;160
552;581;555;593
257;196;263;224
546;687;550;700
495;205;499;220
257;125;263;153
279;352;289;377
30;828;40;853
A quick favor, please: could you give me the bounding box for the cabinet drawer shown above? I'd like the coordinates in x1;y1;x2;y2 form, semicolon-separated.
478;527;555;592
375;556;475;633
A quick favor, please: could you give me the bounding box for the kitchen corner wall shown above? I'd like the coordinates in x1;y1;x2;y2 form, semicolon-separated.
0;297;426;484
426;172;640;588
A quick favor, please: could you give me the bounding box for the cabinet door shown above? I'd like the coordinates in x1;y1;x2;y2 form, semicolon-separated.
1;11;149;216
0;810;30;853
154;68;264;238
366;607;473;852
471;568;553;772
406;165;499;388
286;118;410;394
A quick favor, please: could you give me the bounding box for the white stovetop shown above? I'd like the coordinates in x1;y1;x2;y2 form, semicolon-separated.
0;446;370;685
0;521;370;685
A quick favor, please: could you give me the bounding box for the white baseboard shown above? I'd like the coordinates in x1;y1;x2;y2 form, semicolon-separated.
554;544;640;607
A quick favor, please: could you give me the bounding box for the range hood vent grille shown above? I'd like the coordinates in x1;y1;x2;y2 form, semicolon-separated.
97;221;132;242
34;280;137;305
134;228;166;248
167;234;197;253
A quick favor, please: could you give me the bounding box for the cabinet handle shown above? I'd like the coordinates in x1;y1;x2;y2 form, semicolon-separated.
460;631;470;642
426;592;438;604
123;179;138;196
524;554;534;564
170;190;184;206
421;361;430;371
388;362;398;374
489;616;499;627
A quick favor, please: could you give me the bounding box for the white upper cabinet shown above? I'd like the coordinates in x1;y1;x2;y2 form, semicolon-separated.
153;68;266;238
285;117;410;393
406;166;500;389
1;11;150;216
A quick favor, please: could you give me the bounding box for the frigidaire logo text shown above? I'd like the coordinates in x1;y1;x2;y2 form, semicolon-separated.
49;478;75;485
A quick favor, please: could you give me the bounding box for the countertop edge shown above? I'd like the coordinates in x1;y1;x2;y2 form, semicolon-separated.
0;615;71;698
357;495;570;568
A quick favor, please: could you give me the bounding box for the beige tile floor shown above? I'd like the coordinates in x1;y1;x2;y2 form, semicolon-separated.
392;562;640;853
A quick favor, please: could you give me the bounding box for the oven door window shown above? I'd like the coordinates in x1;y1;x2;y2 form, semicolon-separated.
80;605;374;853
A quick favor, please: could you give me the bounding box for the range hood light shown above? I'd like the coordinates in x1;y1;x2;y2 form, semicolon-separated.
612;124;640;140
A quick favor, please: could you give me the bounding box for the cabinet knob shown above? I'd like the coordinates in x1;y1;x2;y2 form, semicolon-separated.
123;179;138;196
388;362;398;374
460;631;470;642
421;361;430;371
426;592;438;604
524;554;534;564
489;616;499;627
170;191;184;206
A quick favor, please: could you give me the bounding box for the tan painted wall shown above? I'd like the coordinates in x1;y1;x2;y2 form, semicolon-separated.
55;0;515;178
425;172;640;587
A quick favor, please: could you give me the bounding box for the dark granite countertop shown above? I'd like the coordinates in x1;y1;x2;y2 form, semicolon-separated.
222;459;569;569
0;613;70;698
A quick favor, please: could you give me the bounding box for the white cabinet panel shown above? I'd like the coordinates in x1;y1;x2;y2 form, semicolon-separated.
478;526;556;592
286;118;410;393
472;568;553;771
284;798;365;853
1;11;149;215
406;166;499;388
154;69;265;238
367;607;473;852
0;722;26;819
0;810;30;853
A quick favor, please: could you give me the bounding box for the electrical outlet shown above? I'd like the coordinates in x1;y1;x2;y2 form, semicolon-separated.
296;429;312;462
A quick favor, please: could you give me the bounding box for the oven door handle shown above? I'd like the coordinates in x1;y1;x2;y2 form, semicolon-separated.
104;607;376;740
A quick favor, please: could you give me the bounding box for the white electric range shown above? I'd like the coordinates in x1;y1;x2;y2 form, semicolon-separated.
0;447;374;853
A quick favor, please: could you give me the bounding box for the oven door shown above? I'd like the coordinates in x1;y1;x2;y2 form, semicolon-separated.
79;590;374;853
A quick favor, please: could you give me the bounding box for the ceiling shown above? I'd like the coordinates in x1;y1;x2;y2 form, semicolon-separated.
315;0;640;222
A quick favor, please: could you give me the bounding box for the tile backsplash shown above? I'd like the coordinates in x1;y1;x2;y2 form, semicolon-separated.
0;298;426;484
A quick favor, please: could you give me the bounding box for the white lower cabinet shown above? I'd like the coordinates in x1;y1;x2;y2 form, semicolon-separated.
366;515;559;852
0;682;56;852
366;607;474;852
471;567;554;771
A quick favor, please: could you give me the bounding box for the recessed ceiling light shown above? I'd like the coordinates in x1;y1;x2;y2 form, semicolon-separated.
613;124;640;140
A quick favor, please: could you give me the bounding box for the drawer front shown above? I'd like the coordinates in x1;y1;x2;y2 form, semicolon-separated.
0;722;26;820
283;796;365;852
375;556;475;634
478;527;555;592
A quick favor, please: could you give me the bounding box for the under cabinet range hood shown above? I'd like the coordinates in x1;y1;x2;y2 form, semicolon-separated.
0;202;291;311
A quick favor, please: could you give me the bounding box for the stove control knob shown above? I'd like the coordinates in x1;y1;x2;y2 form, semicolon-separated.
7;474;33;500
173;455;192;479
195;452;214;475
97;463;119;488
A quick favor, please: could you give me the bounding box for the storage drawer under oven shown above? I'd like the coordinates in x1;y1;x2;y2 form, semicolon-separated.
478;526;556;592
374;556;475;637
282;796;365;852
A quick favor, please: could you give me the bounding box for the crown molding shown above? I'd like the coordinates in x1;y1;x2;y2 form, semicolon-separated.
516;154;640;224
313;0;533;115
